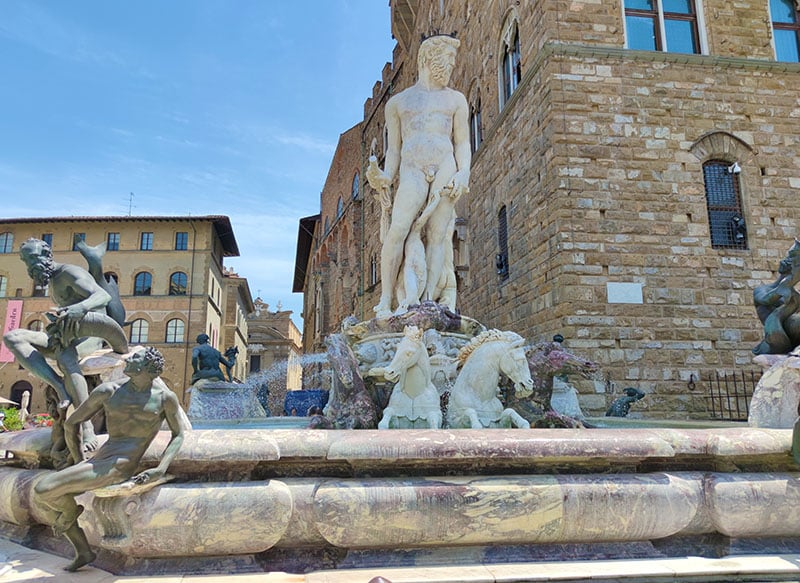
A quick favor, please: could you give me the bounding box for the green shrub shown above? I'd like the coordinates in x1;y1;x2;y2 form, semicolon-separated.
0;407;23;432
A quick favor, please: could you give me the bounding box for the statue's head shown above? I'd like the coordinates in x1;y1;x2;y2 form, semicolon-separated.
418;34;460;86
779;238;800;274
196;333;210;345
19;238;55;286
124;346;165;376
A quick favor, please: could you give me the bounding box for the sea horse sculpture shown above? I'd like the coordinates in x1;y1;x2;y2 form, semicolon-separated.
447;330;533;428
368;326;442;429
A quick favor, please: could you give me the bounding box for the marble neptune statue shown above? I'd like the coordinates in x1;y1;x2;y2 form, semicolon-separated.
366;34;471;318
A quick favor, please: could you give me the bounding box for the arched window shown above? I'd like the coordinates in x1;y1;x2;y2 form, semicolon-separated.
770;0;800;62
500;20;521;107
130;319;149;343
324;217;330;235
133;272;152;296
702;160;747;249
497;206;510;280
470;96;483;153
104;272;118;284
27;320;43;331
0;275;6;298
169;272;188;295
337;197;344;218
165;318;185;343
352;172;360;199
0;232;13;254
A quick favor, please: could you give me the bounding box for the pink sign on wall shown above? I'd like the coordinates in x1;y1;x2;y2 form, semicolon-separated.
0;300;23;363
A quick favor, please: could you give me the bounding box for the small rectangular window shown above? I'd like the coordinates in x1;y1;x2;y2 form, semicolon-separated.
625;0;700;54
72;233;85;251
0;275;6;298
107;232;120;251
771;0;800;62
140;232;153;251
175;231;188;250
41;233;53;247
250;355;261;373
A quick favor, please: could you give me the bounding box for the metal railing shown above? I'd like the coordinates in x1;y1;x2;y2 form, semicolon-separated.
705;370;760;421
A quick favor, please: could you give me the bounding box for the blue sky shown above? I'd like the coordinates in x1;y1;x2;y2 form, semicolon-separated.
0;1;396;326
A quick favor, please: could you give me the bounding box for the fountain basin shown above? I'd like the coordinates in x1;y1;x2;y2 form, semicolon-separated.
0;426;797;575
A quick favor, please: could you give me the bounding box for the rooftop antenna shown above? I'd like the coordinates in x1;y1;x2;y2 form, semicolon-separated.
128;192;135;216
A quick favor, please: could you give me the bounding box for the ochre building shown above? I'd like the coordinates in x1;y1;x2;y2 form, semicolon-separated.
0;215;251;413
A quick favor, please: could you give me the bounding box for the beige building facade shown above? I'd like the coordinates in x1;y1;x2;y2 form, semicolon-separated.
297;0;800;418
0;215;250;413
246;298;303;415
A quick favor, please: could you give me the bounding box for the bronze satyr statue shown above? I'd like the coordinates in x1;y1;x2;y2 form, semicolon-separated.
191;333;236;383
33;347;187;572
3;237;128;463
753;239;800;355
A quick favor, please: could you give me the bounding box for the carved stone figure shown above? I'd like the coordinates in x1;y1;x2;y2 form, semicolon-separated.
368;326;442;429
749;350;800;428
324;334;379;429
2;238;129;463
606;387;646;417
753;239;800;355
447;330;534;428
508;341;598;426
366;34;470;317
191;334;236;384
32;347;188;572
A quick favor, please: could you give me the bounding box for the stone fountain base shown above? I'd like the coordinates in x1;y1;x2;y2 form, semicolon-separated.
1;426;799;575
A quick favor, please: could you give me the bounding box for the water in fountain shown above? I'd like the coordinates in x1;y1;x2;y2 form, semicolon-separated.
188;352;331;429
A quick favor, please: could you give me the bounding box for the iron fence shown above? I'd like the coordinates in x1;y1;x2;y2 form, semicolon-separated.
704;370;760;421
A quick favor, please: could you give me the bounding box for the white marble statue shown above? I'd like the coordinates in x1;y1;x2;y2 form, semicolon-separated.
448;330;534;429
368;326;442;429
366;34;470;318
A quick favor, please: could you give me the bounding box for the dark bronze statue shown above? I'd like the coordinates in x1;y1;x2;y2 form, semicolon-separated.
191;333;236;383
753;239;800;355
33;347;187;572
606;387;646;417
2;237;128;464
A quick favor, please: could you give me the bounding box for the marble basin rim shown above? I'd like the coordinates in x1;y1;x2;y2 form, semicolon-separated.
0;425;797;576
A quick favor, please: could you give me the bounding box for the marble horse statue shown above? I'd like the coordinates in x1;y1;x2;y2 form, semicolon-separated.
447;330;534;428
368;326;442;429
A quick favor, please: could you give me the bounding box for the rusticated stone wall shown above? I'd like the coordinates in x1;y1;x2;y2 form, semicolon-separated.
309;0;800;419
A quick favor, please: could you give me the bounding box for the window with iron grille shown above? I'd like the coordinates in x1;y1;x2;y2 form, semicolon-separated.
625;0;701;54
497;206;510;280
703;160;747;250
771;0;800;62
